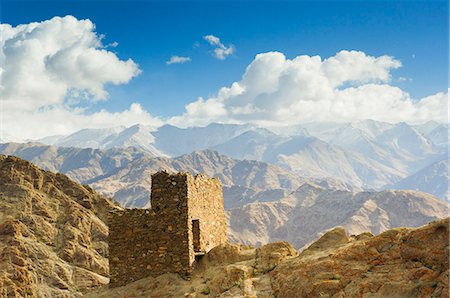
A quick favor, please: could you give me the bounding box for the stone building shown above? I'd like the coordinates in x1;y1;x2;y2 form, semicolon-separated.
108;171;228;287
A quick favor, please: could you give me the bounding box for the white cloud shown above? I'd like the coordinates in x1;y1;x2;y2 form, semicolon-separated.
0;16;161;140
397;76;412;83
203;34;235;60
170;50;447;127
166;55;191;65
107;41;119;48
1;16;446;141
203;35;221;46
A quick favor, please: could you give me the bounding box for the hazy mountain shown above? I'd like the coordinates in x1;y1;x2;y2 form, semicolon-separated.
102;124;164;156
0;143;310;208
413;120;441;135
35;123;254;157
211;128;282;161
213;130;404;189
266;124;309;137
90;149;309;208
390;158;449;200
425;124;448;148
0;131;22;143
153;123;253;156
38;125;166;157
0;142;148;183
228;182;449;249
302;120;445;176
302;120;393;142
376;122;437;158
5;120;447;195
44;126;124;148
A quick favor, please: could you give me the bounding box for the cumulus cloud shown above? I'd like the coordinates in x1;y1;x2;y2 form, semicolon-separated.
166;55;191;65
203;34;235;60
169;50;447;127
0;15;161;140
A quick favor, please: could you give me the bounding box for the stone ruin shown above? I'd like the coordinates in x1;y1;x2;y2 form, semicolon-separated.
108;171;228;287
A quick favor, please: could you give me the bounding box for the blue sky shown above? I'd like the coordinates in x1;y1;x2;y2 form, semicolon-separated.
2;0;448;119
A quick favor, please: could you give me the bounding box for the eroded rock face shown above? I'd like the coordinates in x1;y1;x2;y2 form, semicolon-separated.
0;155;117;297
254;242;298;275
270;218;449;298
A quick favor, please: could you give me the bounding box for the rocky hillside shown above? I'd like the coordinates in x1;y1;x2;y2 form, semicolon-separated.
0;155;117;297
271;218;449;297
86;218;449;297
228;182;449;249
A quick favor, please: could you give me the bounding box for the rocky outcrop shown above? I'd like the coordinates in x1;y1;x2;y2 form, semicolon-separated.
86;219;449;297
86;242;298;297
270;218;449;297
0;155;117;297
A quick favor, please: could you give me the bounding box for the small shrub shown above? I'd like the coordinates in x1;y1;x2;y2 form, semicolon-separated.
201;286;210;295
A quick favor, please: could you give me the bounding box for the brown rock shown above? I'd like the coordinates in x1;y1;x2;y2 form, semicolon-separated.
270;218;449;298
254;242;298;275
199;243;255;268
0;155;116;297
207;264;253;295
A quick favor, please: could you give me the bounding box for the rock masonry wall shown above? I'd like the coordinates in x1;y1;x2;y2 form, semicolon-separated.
108;172;227;287
186;174;228;265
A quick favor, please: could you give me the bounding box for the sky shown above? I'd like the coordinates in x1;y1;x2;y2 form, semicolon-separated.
0;0;448;139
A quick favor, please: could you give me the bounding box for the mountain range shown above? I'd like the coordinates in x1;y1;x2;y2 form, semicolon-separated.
390;158;449;199
2;120;447;200
1;145;448;250
228;181;449;248
0;143;313;208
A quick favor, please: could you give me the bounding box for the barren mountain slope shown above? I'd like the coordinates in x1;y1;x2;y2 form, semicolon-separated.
0;155;118;297
0;144;308;208
228;182;449;249
212;129;405;189
0;142;148;183
90;150;307;208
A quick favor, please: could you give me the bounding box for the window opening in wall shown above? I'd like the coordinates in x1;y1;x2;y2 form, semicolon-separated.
192;219;201;252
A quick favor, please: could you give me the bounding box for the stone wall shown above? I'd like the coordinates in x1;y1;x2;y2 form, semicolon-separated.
108;171;228;287
186;174;228;266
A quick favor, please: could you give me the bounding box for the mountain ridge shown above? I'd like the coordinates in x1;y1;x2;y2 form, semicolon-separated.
20;120;446;191
228;182;449;249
